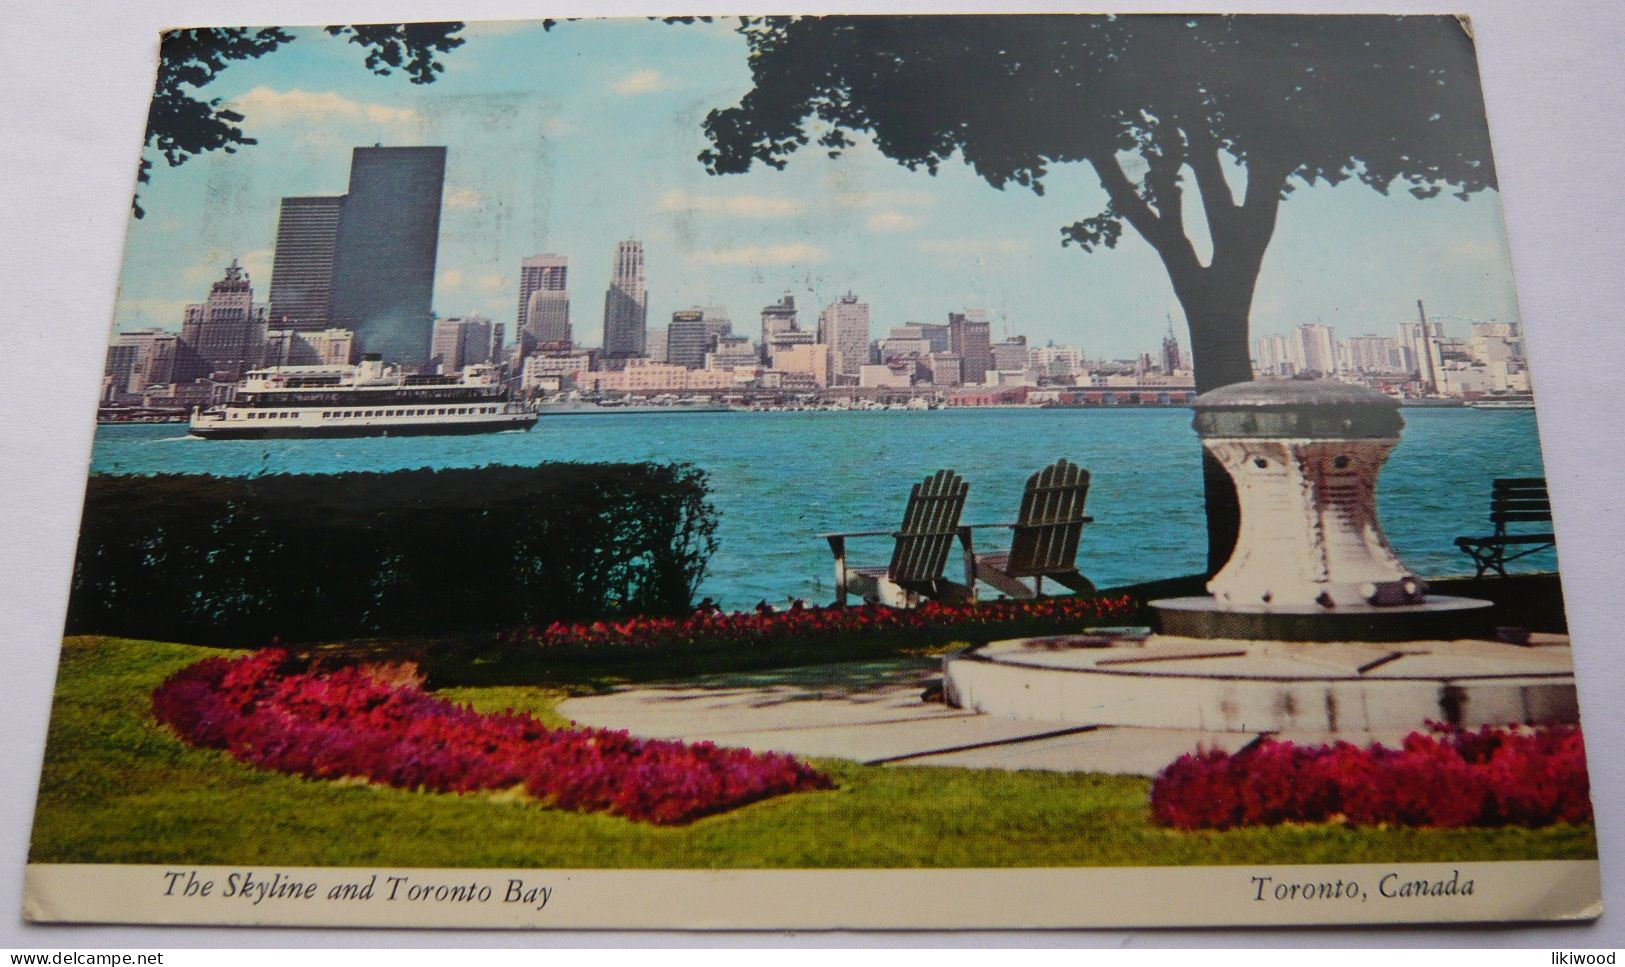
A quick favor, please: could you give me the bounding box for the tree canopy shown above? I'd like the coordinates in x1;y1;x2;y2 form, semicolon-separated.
136;23;466;217
701;14;1500;567
702;14;1497;388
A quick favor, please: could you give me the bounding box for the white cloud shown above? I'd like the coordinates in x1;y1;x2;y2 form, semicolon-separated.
439;269;465;291
444;187;482;211
867;211;923;233
916;238;1027;258
688;243;827;267
542;116;575;138
228;86;420;127
830;188;939;211
476;273;507;292
658;190;805;218
610;69;669;96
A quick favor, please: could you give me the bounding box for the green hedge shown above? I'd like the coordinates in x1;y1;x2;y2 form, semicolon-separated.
66;465;717;645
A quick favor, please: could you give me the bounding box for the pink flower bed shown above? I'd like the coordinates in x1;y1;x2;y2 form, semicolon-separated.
502;594;1140;654
1150;725;1591;830
152;650;833;825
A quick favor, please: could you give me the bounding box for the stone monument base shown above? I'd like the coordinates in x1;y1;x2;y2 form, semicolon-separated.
1150;594;1495;643
942;631;1577;735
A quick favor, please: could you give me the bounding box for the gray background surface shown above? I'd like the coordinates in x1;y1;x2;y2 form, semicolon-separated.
2;0;1621;947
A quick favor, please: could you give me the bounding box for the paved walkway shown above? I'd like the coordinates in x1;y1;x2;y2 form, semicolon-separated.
555;657;1417;776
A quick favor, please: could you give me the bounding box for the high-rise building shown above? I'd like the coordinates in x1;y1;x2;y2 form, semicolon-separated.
646;328;668;363
992;335;1030;373
105;329;165;397
329;145;447;368
818;292;870;381
1159;316;1184;375
1295;323;1337;375
518;255;570;347
760;294;798;363
706;335;758;371
602;240;648;358
948;310;993;385
267;196;346;330
185;259;267;380
667;309;710;369
262;328;357;368
429;315;494;374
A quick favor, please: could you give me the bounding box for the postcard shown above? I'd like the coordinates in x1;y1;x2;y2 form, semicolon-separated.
23;13;1601;929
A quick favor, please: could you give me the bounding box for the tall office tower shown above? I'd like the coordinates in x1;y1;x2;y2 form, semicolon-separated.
488;322;505;364
667;309;709;369
185;259;268;380
702;306;733;348
898;322;951;354
602;239;648;358
646;328;668;363
267;196;346;330
329;145;446;368
760;294;798;363
992;335;1030;373
461;316;495;367
818;292;871;380
262;328;357;368
518;254;570;346
1340;334;1402;373
948;310;993;384
428;315;494;373
104;328;169;397
1294;323;1337;375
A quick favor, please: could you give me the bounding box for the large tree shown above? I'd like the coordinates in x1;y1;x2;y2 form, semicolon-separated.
137;23;466;217
700;14;1498;570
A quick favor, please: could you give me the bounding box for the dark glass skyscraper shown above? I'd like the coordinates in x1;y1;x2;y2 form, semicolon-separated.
329;146;446;367
268;196;346;331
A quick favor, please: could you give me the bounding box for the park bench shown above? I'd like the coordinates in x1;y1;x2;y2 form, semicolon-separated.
961;458;1096;599
1454;476;1557;578
822;468;974;607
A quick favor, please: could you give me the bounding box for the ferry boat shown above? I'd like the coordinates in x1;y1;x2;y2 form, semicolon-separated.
1469;392;1536;410
188;355;538;439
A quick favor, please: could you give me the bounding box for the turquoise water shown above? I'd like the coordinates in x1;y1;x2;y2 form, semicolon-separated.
90;409;1555;609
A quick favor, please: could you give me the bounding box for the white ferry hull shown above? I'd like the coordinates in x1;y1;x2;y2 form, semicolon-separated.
189;413;537;440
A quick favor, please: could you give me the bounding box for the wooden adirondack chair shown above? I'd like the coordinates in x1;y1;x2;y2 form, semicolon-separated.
962;459;1095;599
822;469;974;607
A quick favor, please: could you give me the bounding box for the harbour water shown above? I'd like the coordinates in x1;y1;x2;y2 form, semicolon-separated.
90;408;1555;609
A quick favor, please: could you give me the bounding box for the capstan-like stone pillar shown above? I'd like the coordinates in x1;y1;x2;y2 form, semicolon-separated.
1152;379;1492;642
1196;380;1421;609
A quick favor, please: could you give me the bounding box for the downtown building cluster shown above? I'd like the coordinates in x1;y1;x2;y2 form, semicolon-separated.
103;144;1203;413
104;142;1519;413
1253;306;1531;398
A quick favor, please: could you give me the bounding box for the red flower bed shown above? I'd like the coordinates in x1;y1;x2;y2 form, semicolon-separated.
1150;725;1591;830
501;594;1138;655
152;650;832;825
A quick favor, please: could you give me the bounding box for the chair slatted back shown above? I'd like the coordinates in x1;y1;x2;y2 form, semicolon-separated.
887;469;970;585
1005;459;1092;577
1490;477;1552;532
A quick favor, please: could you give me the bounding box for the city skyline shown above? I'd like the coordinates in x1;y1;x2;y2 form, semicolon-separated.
111;19;1524;360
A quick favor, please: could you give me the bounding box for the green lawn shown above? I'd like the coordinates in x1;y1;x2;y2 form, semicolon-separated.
27;636;1598;868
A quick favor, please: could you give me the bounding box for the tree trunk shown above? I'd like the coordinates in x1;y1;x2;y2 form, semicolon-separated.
1085;149;1285;576
1169;256;1269;576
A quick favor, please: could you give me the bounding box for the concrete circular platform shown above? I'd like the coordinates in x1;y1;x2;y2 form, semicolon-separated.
1151;594;1495;642
942;631;1578;735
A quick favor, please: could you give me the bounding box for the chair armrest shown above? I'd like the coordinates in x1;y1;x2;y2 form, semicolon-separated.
816;529;895;539
959;521;1021;531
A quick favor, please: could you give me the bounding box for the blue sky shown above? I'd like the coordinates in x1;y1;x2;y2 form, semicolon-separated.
114;17;1524;357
